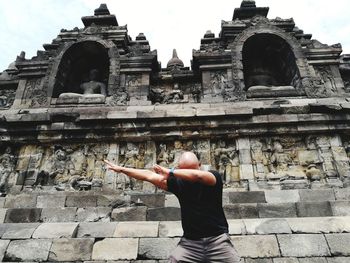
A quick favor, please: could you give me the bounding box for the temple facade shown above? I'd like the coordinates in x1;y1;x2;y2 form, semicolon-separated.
0;2;350;261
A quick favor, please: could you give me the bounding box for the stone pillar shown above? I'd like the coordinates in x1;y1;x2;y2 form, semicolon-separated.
237;138;254;180
104;143;118;190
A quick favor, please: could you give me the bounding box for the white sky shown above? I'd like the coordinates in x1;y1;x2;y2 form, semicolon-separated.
0;0;349;71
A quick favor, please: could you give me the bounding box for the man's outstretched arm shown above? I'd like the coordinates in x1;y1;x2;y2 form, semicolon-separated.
153;165;216;186
104;160;168;190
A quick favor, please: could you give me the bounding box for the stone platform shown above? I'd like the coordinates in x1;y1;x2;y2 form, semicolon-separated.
0;188;349;262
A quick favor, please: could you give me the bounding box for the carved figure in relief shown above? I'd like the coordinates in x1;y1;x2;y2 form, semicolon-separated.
213;140;239;184
169;141;185;167
126;75;140;87
112;86;129;106
251;140;268;179
0;146;16;193
190;84;201;103
51;148;76;185
210;72;227;96
267;140;293;180
318;66;337;93
157;144;170;167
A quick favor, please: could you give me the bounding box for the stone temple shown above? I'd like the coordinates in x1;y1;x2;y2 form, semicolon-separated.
0;1;350;261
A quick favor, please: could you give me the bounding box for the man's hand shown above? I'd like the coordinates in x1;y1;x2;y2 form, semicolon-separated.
153;164;170;179
104;159;124;173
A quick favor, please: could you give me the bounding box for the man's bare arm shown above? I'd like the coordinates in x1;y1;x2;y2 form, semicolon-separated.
153;165;216;186
104;160;168;190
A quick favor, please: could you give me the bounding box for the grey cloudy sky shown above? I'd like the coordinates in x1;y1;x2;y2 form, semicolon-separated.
0;0;349;71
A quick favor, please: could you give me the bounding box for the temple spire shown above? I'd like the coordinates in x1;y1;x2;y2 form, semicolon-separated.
167;49;184;68
233;0;269;20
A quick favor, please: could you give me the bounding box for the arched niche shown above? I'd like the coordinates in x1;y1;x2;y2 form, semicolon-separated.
243;33;299;89
231;24;312;98
52;41;109;98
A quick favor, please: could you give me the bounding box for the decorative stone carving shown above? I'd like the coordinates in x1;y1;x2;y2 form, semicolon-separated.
316;66;337;94
212;140;239;184
109;86;129;106
0;89;15;108
23;78;48;107
210;71;228;97
302;77;327;98
190;84;202;103
0;146;17;193
250;139;269;180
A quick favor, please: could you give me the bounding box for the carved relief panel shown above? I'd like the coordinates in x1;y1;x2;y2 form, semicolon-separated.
22;78;48;107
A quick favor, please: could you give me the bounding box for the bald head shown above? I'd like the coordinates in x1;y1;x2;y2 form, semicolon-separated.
178;151;200;169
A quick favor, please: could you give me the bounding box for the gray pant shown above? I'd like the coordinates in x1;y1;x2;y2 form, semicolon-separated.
169;233;241;263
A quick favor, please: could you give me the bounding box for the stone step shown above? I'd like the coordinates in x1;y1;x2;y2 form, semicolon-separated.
0;217;349;262
2;200;350;223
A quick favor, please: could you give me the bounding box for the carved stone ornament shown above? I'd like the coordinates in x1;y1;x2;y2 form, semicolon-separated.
23;78;48;107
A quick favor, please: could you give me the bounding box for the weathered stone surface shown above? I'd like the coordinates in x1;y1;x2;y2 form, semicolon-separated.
139;238;180;260
159;221;183;237
41;207;77;222
330;201;350;216
77;222;117;238
92;238;138;260
224;204;259;219
278;234;330;257
66;195;97;207
111;206;147;221
334;189;350;200
97;195;130;207
299;189;336;202
231;235;280;258
0;240;10;261
327;257;350;263
326;233;350;256
114;221;159;237
228;191;266;203
165;194;180;208
296;202;333;217
130;193;165;208
227;219;246;235
244;218;291;234
4;239;52;262
4;194;37;208
147;207;181;221
245;259;272;263
0;198;5;208
76;207;111;222
4;208;41;223
48;238;94;261
0;209;6;223
273;258;299;263
287;217;350;233
36;195;66;208
1;223;39;239
298;258;328;263
257;203;297;218
32;222;78;238
264;190;300;203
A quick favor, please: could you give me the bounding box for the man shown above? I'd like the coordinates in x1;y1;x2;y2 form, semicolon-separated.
104;151;240;263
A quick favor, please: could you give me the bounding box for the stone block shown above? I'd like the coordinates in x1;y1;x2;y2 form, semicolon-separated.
296;202;333;217
334;189;350;200
114;221;159;237
326;233;350;256
76;207;111;222
66;195;97;207
299;189;335;202
111;206;147;221
0;197;5;208
4;194;37;208
224;204;259;219
273;258;299;263
227;219;246;235
231;235;280;258
287;217;350;234
4;208;42;223
298;258;327;263
277;234;330;257
0;240;9;261
41;207;77;222
239;164;255;180
130;193;165;208
245;259;272;263
97;195;130;207
164;194;180;208
327;257;350;263
159;221;183;237
77;222;117;238
264;190;300;203
139;238;180;260
244;218;291;234
32;222;78;238
228;191;266;203
257;203;297;218
1;223;39;239
331;201;350;216
48;238;94;261
4;239;52;262
147;207;181;221
0;209;6;223
36;195;66;208
92;238;138;260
